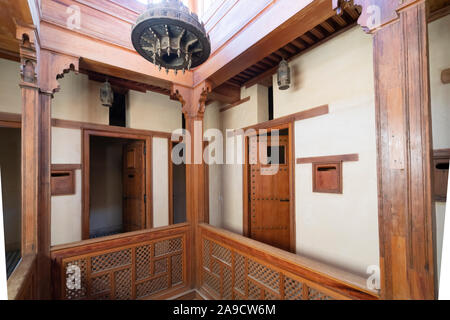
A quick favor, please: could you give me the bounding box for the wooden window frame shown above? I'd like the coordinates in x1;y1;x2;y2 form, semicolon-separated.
81;129;152;240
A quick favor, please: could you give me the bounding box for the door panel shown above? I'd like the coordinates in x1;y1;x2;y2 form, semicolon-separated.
123;141;146;232
249;135;291;251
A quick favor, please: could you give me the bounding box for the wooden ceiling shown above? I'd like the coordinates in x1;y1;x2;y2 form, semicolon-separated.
223;5;362;89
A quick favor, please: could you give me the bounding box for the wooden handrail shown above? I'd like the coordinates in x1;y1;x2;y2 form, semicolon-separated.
199;223;379;300
7;254;37;300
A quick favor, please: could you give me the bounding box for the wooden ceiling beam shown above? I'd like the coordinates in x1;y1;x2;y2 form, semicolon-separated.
208;82;241;104
194;0;337;87
320;20;336;33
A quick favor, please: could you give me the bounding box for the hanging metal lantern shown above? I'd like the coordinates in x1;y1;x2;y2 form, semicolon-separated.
100;80;114;108
277;59;291;90
131;0;211;75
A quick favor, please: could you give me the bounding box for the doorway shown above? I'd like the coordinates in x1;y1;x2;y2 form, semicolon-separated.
244;126;295;252
82;130;151;240
170;142;187;225
0;124;21;278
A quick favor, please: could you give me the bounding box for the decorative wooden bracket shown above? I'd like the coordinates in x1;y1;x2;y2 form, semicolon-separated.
16;26;38;87
332;0;423;33
38;49;80;96
171;81;212;118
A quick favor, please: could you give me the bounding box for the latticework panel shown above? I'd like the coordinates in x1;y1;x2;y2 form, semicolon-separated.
114;268;132;300
136;275;169;299
248;259;280;292
308;287;334;300
56;234;186;300
135;244;151;281
154;258;168;275
284;276;303;300
91;249;131;274
200;235;344;301
171;254;183;286
64;259;88;300
91;273;110;295
212;242;231;265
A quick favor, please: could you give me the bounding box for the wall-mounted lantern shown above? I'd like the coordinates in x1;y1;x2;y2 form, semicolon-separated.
100;79;114;108
277;59;291;90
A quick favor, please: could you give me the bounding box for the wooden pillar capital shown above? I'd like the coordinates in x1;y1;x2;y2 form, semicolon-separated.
171;81;211;118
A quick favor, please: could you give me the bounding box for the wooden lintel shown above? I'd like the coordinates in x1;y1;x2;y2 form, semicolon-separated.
297;153;359;164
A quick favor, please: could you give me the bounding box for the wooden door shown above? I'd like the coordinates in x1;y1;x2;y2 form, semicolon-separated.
123;141;146;232
249;135;291;251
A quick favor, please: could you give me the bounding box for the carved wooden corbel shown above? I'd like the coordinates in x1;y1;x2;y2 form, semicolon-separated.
332;0;402;33
171;81;212;118
38;49;80;96
16;27;38;87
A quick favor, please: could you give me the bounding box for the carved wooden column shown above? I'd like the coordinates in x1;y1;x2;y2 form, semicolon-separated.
17;29;40;258
37;49;79;299
171;81;211;288
334;0;436;299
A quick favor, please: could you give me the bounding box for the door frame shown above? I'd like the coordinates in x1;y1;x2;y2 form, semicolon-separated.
82;129;152;240
242;121;296;253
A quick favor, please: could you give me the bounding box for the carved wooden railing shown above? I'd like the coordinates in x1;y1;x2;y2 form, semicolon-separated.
199;224;379;300
7;254;37;300
51;224;190;300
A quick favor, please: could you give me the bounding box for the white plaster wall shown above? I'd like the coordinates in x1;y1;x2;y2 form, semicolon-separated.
51;127;82;164
273;27;374;118
52;73;109;124
295;96;379;275
204;102;224;228
0;58;21;114
128;90;182;133
152;137;169;228
429;15;450;283
429;15;450;150
277;27;379;276
51;127;82;245
51;170;82;246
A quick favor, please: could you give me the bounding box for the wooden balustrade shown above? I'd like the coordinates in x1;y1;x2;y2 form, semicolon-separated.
50;224;190;300
7;254;37;300
199;224;379;300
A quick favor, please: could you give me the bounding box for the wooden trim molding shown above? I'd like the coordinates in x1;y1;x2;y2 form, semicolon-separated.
434;149;450;159
51;118;173;139
219;96;250;112
234;104;329;135
51;164;82;171
296;153;359;164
